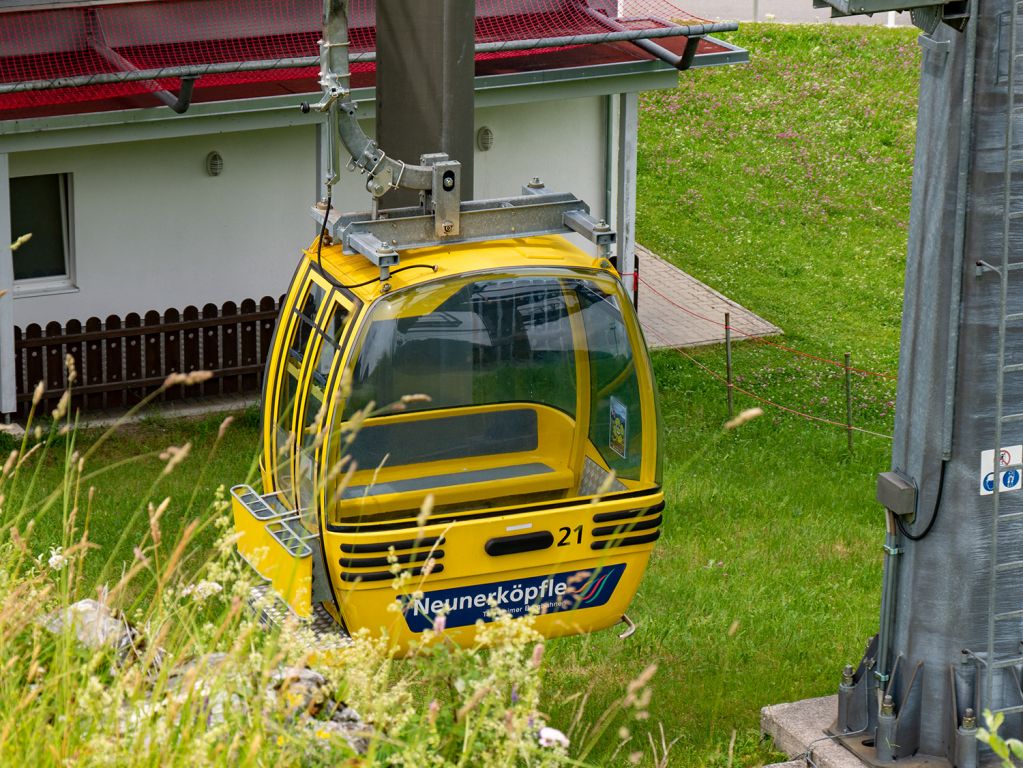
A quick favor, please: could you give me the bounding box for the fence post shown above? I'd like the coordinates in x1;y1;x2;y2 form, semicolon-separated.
844;352;854;453
752;0;759;22
725;312;734;420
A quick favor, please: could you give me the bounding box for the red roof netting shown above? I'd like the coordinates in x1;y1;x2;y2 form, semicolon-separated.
0;0;713;114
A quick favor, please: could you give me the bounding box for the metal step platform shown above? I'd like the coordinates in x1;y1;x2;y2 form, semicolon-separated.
231;484;320;618
247;583;351;650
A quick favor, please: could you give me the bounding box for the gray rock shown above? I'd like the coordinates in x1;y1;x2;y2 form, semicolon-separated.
40;599;131;650
270;666;330;717
166;653;229;686
303;710;369;755
41;600;370;753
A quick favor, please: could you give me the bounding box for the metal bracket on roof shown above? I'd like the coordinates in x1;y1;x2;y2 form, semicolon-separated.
422;153;462;239
311;182;616;282
679;36;704;71
345;232;400;281
581;7;704;71
522;180;615;249
84;8;196;113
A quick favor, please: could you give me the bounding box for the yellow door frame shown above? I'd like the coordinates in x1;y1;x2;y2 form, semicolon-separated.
293;289;358;514
263;267;336;499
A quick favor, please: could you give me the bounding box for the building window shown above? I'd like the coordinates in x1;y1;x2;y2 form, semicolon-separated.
9;173;74;294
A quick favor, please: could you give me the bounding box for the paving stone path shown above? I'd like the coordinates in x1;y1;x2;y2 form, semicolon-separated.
636;244;780;349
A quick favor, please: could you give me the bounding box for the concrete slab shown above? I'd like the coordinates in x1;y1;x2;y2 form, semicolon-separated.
0;421;25;438
70;393;257;431
636;244;781;349
761;695;868;768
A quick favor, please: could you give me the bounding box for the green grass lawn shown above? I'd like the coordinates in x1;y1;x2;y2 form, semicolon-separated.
7;22;920;767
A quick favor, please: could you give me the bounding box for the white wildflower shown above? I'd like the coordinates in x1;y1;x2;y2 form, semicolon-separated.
181;580;223;602
538;726;570;749
48;546;68;571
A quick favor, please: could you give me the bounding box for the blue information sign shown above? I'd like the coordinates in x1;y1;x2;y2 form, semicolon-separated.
399;563;627;632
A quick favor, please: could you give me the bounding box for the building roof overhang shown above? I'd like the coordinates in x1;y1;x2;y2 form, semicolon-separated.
0;34;746;152
0;0;747;151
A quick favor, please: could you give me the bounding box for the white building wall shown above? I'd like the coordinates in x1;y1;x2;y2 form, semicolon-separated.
11;126;317;327
474;96;606;219
10;95;607;328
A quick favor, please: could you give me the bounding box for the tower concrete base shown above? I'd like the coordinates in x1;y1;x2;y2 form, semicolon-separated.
762;695;872;768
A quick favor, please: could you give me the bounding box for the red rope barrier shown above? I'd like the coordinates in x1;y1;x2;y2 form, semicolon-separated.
638;275;897;381
645;326;894;441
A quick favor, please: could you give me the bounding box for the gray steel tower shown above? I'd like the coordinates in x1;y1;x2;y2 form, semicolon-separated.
813;0;1023;765
376;0;476;207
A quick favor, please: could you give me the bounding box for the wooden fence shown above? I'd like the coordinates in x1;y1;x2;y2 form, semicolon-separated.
13;297;282;418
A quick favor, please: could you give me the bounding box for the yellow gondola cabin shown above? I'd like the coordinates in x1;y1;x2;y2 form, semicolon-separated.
232;230;663;651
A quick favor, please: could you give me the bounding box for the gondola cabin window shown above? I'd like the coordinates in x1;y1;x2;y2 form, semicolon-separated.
325;268;654;525
579;283;644;481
